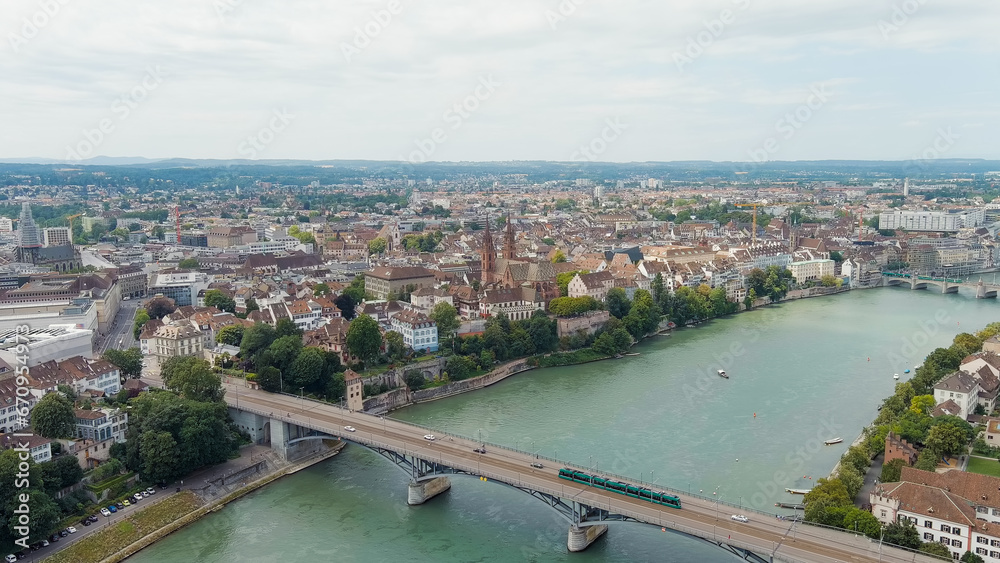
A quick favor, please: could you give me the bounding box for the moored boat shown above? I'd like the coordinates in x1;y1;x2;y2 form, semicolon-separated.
824;437;843;445
785;488;811;495
718;369;728;379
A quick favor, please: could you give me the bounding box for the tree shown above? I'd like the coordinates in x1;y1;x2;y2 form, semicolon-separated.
385;331;406;360
841;507;882;538
606;288;631;319
31;393;76;438
103;347;143;379
133;309;150;339
241;323;276;359
548;296;600;317
445;355;476;381
160;356;224;402
269;335;304;374
334;294;357;320
215;325;245;346
368;237;387;255
140;430;180;484
920;542;952;558
404;369;425;391
914;449;939;471
312;283;331;296
953;332;984;357
431;302;460;343
257;366;282;393
910;395;936;415
925;423;967;458
880;458;905;483
961;551;986;563
145;296;177;319
178;257;199;269
346;315;382;366
204;290;236;314
551;249;567;263
275;317;303;339
883;520;921;549
592;332;618;356
288;347;326;391
556;270;586;297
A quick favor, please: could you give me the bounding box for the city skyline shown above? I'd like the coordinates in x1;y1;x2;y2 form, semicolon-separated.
1;1;998;163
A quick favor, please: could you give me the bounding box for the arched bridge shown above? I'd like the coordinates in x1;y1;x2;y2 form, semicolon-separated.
224;382;939;562
882;272;999;297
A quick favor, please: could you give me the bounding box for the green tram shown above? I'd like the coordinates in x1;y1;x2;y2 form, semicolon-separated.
558;468;682;509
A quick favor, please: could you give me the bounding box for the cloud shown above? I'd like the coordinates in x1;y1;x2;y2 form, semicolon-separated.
0;0;998;161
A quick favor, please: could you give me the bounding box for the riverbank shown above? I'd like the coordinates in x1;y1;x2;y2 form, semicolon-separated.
44;442;345;563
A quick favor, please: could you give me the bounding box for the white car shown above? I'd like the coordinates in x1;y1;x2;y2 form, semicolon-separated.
6;554;17;563
67;526;77;534
344;426;356;432
731;514;749;523
423;434;436;441
100;508;111;517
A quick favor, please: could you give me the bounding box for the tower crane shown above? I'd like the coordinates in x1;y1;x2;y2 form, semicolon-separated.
174;206;196;242
734;202;804;244
66;214;83;242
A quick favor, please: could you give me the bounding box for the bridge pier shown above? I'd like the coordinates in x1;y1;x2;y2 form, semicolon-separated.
567;524;607;552
407;477;451;505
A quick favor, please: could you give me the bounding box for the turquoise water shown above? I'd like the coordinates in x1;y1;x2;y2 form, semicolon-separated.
128;287;998;562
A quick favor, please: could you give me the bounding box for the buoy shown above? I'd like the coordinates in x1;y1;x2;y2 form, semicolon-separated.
753;412;757;418
867;357;870;361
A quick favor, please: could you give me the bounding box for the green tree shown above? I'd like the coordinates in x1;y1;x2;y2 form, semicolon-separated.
910;394;935;415
841;507;882;538
204;289;236;314
924;423;968;457
920;542;952;558
606;288;631;319
592;332;618;356
431;302;460;343
953;332;984;357
161;356;224;402
883;520;921;549
346;314;382;366
140;430;180;484
334;294;358;321
312;282;331;296
215;324;245;346
257;366;282;393
914;449;939;471
368;237;387;255
178;257;199;269
102;347;143;379
880;458;905;483
275;317;303;339
288;346;326;391
241;323;276;359
548;296;600;317
269;335;304;374
385;330;406;360
404;369;425;391
31;393;76;438
551;249;567;263
445;355;476;381
145;296;177;319
961;550;986;563
133;308;150;339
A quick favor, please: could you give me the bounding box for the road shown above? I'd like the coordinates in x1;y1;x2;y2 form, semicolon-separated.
96;299;141;355
214;379;942;563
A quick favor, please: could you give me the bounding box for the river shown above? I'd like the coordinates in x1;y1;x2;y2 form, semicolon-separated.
127;287;998;562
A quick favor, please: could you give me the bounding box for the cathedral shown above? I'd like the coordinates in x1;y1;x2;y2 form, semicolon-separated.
480;215;560;300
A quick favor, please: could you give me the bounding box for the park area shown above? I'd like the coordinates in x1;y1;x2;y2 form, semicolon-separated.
966;456;1000;478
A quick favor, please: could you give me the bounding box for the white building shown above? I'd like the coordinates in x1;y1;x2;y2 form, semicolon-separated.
149;324;204;360
0;434;52;464
43;227;71;247
787;259;835;283
389;309;438;353
0;324;95;367
879;208;986;232
567;271;615;301
933;371;980;420
74;407;128;443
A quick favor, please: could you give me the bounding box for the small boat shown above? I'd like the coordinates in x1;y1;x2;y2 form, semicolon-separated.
893;374;899;380
785;488;812;495
904;369;910;374
824;437;843;445
624;353;640;356
775;502;805;509
718;370;729;379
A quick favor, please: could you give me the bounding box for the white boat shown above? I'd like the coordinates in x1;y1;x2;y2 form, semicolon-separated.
785;488;812;495
718;370;728;379
893;374;899;380
824;437;843;445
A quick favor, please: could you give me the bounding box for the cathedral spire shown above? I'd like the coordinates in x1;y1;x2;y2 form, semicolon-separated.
502;213;516;260
482;214;496;285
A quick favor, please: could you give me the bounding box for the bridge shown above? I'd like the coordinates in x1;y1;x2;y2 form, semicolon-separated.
221;381;941;562
881;272;999;298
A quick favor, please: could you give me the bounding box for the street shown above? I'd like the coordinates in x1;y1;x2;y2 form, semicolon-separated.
95;299;141;355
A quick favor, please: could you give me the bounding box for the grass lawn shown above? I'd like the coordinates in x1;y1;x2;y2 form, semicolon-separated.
45;491;204;563
966;456;1000;478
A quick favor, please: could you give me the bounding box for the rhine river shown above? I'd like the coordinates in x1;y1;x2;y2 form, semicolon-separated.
128;287;999;562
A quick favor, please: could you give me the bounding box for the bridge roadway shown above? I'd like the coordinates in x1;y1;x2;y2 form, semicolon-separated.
225;382;940;563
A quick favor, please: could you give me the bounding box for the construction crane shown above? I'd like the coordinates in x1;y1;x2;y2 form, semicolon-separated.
734;202;804;244
174;206;196;242
66;214;82;233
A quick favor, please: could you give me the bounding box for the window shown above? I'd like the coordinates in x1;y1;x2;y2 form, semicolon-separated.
978;537;989;544
992;539;1000;547
992;551;1000;558
926;520;933;528
941;525;952;533
925;533;935;541
978;547;989;555
881;510;887;518
940;537;950;545
953;528;962;536
952;539;962;547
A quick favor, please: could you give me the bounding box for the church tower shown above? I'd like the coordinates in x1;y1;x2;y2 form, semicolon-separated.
502;214;516;260
482;216;497;285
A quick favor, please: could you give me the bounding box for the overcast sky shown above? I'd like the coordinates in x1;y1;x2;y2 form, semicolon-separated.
1;0;997;163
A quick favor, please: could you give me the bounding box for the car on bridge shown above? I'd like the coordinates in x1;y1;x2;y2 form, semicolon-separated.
423;434;436;441
344;426;356;432
530;462;543;469
731;514;748;523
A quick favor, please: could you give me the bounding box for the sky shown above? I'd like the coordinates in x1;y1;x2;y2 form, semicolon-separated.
1;0;998;163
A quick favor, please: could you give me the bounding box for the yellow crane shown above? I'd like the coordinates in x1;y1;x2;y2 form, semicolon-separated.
66;213;83;232
734;202;804;244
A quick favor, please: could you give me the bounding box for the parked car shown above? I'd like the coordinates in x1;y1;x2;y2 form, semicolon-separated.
146;487;156;495
108;505;117;513
116;502;124;509
48;534;59;543
122;499;131;506
40;540;48;547
82;519;91;526
100;508;111;517
6;554;17;563
58;530;67;537
142;490;150;497
66;527;77;534
731;514;749;523
133;493;142;501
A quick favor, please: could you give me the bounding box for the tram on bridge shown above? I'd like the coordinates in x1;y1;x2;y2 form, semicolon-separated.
558;468;682;510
